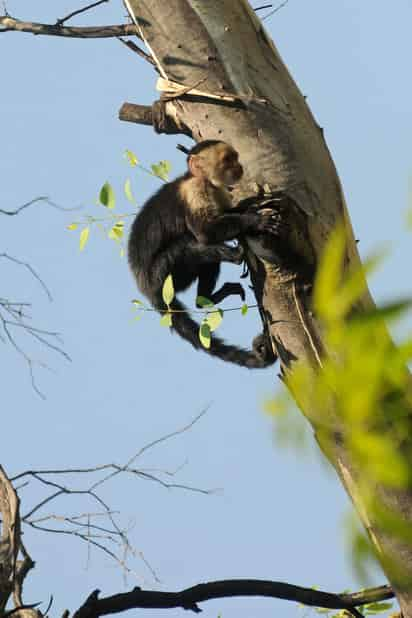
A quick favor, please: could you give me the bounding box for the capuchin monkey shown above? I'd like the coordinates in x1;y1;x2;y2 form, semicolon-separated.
128;140;277;368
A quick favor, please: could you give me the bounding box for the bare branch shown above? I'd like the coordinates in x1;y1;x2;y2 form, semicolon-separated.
89;407;210;491
0;251;70;395
0;15;139;39
0;253;52;301
117;37;156;67
56;0;110;26
72;581;394;618
254;4;273;10
262;0;290;20
8;412;210;580
0;196;76;216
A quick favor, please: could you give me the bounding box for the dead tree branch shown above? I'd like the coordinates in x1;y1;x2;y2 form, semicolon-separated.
0;15;139;39
0;466;37;616
0;253;70;398
72;581;394;618
117;37;156;67
7;410;211;581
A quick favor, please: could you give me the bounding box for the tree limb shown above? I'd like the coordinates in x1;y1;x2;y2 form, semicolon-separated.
72;581;394;618
56;0;110;26
0;15;139;39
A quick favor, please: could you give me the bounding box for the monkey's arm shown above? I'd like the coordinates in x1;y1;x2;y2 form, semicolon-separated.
187;210;275;244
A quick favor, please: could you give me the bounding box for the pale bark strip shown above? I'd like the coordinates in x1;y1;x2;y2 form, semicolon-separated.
123;1;412;614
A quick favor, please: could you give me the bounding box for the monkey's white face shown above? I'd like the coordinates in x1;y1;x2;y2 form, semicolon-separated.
190;143;243;188
212;145;243;187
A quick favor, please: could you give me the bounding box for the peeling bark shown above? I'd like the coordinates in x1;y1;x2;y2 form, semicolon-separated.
122;1;412;614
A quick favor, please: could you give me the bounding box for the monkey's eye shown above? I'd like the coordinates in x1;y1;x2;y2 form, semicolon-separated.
223;153;237;165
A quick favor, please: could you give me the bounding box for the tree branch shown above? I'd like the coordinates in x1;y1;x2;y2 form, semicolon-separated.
72;581;394;618
117;37;156;67
56;0;110;26
0;15;139;39
118;101;190;135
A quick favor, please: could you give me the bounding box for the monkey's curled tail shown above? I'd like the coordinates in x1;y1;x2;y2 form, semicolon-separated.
160;296;274;369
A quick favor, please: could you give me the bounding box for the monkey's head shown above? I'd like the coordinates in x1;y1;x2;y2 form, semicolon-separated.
188;141;243;188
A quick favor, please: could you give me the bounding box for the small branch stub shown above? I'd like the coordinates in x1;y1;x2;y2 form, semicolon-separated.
118;100;190;135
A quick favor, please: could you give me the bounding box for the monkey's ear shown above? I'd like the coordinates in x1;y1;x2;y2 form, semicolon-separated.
188;154;203;177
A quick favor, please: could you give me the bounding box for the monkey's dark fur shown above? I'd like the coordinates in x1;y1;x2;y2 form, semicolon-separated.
128;140;276;368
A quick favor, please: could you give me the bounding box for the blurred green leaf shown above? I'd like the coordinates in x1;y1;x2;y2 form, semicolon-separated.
67;222;78;230
162;274;175;306
151;160;171;181
206;309;223;332
124;178;136;203
108;221;124;242
313;225;346;321
241;303;248;316
79;227;90;251
363;602;393;614
99;182;116;209
196;296;215;308
199;321;211;349
125;149;138;167
350;299;412;326
160;312;173;327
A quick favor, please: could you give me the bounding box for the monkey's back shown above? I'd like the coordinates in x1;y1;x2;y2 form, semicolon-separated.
128;176;195;298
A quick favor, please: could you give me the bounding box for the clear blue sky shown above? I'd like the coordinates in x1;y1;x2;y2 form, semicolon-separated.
1;1;411;617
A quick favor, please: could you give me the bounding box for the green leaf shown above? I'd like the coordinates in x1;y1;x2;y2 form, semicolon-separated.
363;603;393;614
241;303;248;316
108;220;124;242
125;149;139;167
151;160;171;181
162;274;175;306
196;296;215;308
160;312;173;327
206;308;223;332
67;222;78;230
313;225;346;321
79;227;90;251
332;250;387;319
199;321;211;349
132;299;143;307
99;182;116;209
350;299;412;326
124;178;135;203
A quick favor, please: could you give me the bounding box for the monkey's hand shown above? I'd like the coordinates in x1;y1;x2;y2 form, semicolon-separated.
242;209;281;235
252;332;277;364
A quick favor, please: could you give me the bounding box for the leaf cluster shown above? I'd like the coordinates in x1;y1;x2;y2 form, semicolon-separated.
267;226;412;582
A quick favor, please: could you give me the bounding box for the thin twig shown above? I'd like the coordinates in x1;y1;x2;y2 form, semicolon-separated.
56;0;110;26
262;0;289;20
10;412;210;579
0;196;77;216
117;37;156;67
0;253;52;301
254;4;273;11
133;303;259;315
90;408;210;491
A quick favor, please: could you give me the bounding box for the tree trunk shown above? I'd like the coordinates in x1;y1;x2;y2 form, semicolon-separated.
123;1;412;613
